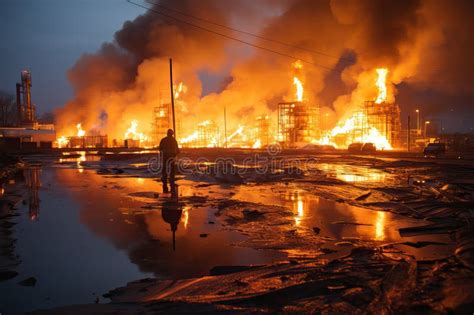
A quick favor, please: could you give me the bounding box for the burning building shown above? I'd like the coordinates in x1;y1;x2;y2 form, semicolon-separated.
319;68;401;150
180;120;219;148
56;123;107;149
254;116;271;148
278;60;320;147
152;102;172;145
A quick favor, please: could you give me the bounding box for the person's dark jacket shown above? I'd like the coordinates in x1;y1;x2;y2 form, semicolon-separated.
159;136;180;157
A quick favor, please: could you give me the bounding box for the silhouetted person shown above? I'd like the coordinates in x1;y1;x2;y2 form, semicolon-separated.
159;129;180;193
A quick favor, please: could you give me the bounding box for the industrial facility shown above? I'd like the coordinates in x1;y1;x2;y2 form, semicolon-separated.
0;70;56;151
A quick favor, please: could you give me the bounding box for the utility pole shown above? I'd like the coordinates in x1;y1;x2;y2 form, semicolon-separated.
407;115;411;152
169;58;176;139
224;104;228;148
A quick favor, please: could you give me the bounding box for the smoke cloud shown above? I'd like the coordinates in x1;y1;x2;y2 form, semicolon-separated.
55;0;474;140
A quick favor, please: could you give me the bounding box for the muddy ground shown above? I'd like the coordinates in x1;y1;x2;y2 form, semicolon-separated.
2;149;473;314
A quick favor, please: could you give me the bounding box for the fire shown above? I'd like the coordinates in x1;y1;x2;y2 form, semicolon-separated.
180;131;198;145
292;60;304;102
174;82;187;100
180;120;219;147
293;77;304;102
321;112;392;150
227;125;244;143
315;68;394;150
124;120;147;142
252;139;261;149
292;60;303;70
375;68;388;104
76;123;85;137
56;136;69;148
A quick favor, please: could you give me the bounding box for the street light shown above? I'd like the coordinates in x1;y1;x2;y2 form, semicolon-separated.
415;109;420;134
424;120;430;138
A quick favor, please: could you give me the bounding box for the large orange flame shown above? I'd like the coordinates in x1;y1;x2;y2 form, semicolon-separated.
124;120;147;142
76;123;85;137
375;68;388;104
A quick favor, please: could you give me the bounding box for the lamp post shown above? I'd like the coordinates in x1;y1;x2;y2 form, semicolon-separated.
424;120;430;138
415;109;420;135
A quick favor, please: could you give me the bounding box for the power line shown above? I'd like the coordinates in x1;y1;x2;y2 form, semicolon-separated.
145;0;351;64
126;0;334;71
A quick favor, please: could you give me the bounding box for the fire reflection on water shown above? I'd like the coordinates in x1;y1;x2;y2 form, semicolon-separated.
375;211;386;241
318;163;387;183
283;189;390;242
182;207;189;229
285;191;306;226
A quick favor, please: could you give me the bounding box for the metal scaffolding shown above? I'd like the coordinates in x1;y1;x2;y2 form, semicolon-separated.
152;103;172;146
277;102;319;147
255;116;271;146
68;135;108;148
363;101;401;147
332;101;401;148
197;121;219;147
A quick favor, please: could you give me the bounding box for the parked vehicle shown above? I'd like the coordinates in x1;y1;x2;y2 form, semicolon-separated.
348;142;377;154
348;142;364;153
423;143;446;157
361;143;377;153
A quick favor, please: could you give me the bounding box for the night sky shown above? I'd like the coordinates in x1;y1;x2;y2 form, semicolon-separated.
0;0;142;113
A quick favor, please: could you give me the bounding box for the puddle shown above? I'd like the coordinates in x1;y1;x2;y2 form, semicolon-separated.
229;184;454;259
316;162;392;184
0;167;284;315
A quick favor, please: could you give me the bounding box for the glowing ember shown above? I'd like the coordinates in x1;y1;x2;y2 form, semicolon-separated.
375;68;388;104
124;120;147;142
76;123;85;137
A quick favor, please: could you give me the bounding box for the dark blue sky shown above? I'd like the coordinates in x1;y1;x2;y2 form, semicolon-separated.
0;0;142;114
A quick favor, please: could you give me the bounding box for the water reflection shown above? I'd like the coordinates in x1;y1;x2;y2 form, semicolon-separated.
281;191;306;226
375;211;386;241
24;166;41;221
318;163;387;183
161;190;183;250
233;186;399;243
51;169;285;279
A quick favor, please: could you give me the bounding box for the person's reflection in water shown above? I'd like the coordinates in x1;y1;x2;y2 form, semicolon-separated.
161;185;183;250
24;166;41;221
